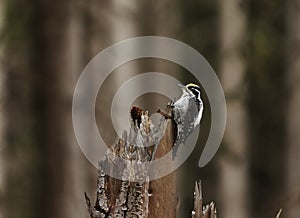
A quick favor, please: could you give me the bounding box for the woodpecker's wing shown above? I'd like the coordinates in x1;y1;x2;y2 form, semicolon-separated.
172;95;199;157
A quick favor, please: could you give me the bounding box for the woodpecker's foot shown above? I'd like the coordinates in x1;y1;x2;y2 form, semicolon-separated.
157;108;172;119
167;100;175;108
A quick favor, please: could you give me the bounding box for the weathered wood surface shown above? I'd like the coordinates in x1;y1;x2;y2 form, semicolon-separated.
84;106;218;218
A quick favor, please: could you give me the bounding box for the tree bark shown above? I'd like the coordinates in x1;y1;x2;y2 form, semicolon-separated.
149;119;177;218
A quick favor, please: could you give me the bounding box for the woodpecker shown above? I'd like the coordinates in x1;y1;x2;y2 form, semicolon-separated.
171;83;204;158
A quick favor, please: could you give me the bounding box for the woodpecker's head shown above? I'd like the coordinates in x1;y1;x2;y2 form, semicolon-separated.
178;83;201;99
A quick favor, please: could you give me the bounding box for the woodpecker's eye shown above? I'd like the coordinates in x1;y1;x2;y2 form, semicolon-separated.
187;86;201;98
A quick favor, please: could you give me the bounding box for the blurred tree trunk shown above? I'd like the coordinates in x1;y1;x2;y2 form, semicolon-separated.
218;0;249;217
0;0;6;218
247;0;287;216
110;0;140;85
0;65;4;218
111;0;139;42
286;0;300;216
0;0;5;214
30;0;72;217
2;0;40;217
63;2;100;217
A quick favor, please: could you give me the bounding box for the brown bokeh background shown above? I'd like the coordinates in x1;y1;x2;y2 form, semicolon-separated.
0;0;300;217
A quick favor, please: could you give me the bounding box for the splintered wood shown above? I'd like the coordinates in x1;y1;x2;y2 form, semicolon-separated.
85;107;166;218
192;181;217;218
84;106;218;218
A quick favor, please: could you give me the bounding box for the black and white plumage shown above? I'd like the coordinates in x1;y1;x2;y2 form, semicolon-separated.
172;83;204;158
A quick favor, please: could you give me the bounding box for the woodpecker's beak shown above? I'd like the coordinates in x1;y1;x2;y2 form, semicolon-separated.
177;83;186;89
177;83;189;93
